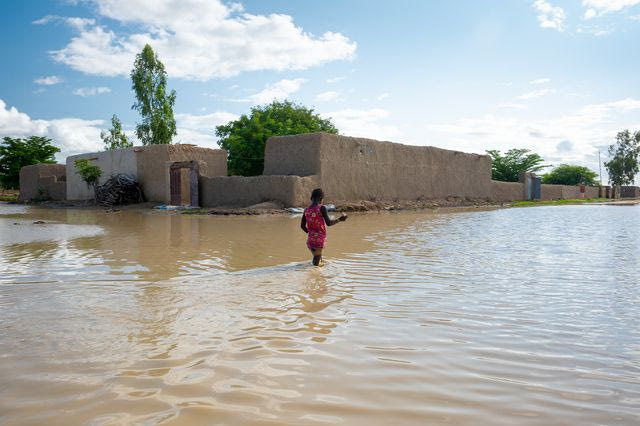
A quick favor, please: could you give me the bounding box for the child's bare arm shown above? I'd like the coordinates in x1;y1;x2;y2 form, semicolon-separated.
300;214;308;233
321;206;347;226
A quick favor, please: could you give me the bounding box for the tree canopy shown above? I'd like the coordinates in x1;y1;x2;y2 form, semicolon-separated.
131;44;177;145
542;164;598;186
0;136;59;189
604;129;640;186
101;114;132;150
215;100;338;176
486;148;546;182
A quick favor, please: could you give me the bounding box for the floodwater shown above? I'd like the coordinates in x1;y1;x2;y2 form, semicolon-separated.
1;203;639;425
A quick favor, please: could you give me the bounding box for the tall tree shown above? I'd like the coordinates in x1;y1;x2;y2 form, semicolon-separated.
0;136;59;189
216;100;339;176
130;44;177;145
486;148;547;182
542;164;599;186
101;114;133;150
604;129;640;186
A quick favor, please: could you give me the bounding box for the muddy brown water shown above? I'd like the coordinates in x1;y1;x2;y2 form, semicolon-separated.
1;203;639;425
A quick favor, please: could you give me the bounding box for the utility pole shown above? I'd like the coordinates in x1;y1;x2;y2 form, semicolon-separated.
598;150;602;186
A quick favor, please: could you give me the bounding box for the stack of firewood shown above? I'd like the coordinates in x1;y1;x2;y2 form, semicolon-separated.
96;174;144;207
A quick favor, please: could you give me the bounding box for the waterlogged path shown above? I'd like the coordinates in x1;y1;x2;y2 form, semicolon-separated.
1;204;639;425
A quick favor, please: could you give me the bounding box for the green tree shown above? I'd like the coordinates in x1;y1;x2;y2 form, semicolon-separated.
542;164;599;186
101;114;133;150
215;100;338;176
0;136;59;189
74;159;102;200
604;129;640;186
131;44;177;145
486;148;547;182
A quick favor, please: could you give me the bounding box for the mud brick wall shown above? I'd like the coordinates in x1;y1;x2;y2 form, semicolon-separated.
491;181;524;202
200;175;318;207
620;186;640;198
67;145;227;202
19;163;67;201
266;133;492;202
136;145;227;202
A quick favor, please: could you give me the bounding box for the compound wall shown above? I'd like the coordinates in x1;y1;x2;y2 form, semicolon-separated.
62;133;607;207
67;145;227;202
203;132;605;207
491;181;524;202
19;163;67;201
265;133;492;202
200;175;318;207
67;148;137;200
135;145;227;202
620;186;640;198
491;182;602;202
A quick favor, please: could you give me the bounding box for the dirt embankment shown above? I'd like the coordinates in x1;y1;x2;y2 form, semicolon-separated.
333;197;496;212
9;197;502;215
189;197;499;216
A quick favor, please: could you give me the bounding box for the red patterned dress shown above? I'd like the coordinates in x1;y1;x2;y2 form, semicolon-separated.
304;204;327;250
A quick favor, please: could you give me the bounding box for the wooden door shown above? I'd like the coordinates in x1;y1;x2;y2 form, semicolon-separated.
170;167;181;205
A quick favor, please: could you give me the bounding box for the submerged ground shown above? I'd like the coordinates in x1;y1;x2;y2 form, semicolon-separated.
0;204;638;425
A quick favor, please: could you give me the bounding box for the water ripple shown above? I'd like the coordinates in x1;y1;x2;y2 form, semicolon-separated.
1;205;639;424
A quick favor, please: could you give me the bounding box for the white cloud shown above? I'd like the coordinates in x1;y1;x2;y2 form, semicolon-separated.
425;98;640;175
529;78;550;84
73;86;112;96
376;92;390;101
517;88;557;100
321;108;402;141
33;14;95;30
241;78;307;104
0;99;104;161
498;102;527;110
175;111;237;131
583;0;640;18
326;76;346;83
315;91;341;102
175;111;238;148
577;24;614;35
585;8;598;19
0;99;240;160
34;75;63;85
33;15;59;25
42;0;356;80
533;0;566;31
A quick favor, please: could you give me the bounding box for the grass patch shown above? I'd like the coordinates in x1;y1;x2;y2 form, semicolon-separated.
512;198;608;207
0;194;18;202
180;208;210;215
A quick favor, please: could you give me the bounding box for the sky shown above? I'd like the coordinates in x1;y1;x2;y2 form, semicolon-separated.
1;0;639;183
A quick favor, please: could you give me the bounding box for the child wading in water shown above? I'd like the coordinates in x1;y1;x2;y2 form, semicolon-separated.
301;188;347;266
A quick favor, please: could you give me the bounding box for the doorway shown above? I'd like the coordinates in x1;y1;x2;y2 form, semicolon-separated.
169;161;200;206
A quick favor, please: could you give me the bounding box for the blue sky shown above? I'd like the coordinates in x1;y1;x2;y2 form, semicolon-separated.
1;0;639;182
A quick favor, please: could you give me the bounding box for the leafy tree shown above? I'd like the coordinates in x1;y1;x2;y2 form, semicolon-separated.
74;159;102;200
542;164;599;186
101;114;132;150
486;148;547;182
0;136;59;189
131;44;177;145
604;129;640;186
216;100;338;176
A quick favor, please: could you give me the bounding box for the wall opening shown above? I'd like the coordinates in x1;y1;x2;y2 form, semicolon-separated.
169;161;200;206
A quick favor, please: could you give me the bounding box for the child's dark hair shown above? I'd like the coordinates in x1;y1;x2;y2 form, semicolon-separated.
310;188;324;203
